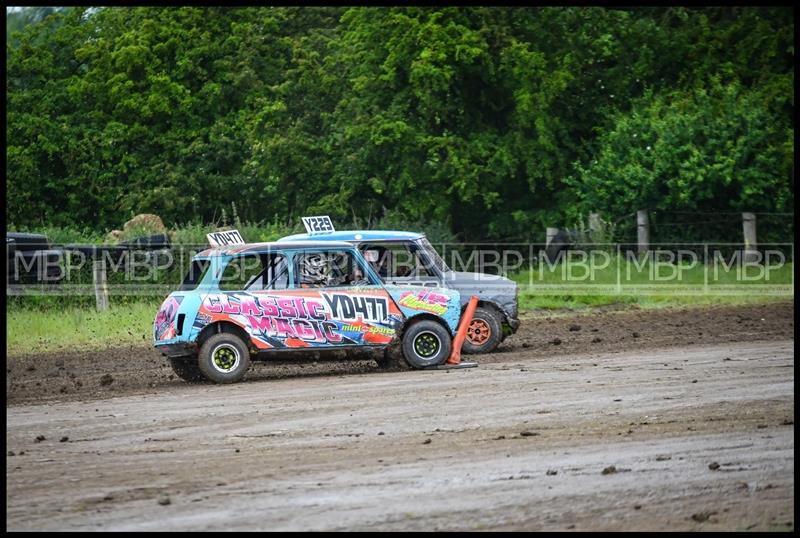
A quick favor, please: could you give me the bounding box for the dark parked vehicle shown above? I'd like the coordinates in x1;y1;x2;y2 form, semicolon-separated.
6;232;64;284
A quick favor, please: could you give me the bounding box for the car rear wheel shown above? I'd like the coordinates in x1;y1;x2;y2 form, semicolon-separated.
168;357;206;383
401;320;452;369
462;306;502;355
197;333;251;383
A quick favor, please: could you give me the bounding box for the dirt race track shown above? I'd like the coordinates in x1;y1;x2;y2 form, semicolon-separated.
6;302;795;531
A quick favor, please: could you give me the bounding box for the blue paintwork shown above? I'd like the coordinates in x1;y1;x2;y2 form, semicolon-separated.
152;292;205;346
279;230;424;242
385;285;461;335
154;243;462;348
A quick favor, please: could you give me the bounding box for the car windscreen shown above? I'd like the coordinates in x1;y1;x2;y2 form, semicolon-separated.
415;238;450;273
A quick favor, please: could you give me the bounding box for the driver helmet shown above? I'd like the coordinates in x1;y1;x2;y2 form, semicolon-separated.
299;253;332;286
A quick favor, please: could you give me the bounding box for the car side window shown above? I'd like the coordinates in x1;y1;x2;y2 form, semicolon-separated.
360;242;433;280
262;254;289;290
219;254;264;291
294;250;372;288
179;259;210;291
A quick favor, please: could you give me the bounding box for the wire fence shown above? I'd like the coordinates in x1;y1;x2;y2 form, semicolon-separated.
608;211;794;248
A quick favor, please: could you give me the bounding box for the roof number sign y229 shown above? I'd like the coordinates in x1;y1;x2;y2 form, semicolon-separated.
206;229;246;247
302;216;335;235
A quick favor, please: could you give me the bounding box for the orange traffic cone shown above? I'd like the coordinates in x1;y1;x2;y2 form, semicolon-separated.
446;295;480;366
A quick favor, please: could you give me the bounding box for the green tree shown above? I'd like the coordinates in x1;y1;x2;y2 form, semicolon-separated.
5;6;794;243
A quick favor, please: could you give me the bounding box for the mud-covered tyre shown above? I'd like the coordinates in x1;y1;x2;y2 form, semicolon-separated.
197;333;251;383
462;306;503;355
376;345;406;370
401;320;452;369
168;356;206;383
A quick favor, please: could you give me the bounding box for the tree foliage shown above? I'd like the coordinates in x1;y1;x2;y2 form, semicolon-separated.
6;7;794;242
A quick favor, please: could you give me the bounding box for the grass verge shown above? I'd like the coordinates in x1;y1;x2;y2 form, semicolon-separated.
6;301;162;356
6;294;793;356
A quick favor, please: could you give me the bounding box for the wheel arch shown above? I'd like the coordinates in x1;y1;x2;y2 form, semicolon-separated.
196;320;253;351
399;312;454;339
464;300;506;323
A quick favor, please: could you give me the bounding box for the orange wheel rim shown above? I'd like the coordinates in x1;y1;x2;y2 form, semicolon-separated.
466;318;491;345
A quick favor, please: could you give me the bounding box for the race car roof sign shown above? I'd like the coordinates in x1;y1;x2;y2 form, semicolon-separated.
302;215;335;235
207;229;245;247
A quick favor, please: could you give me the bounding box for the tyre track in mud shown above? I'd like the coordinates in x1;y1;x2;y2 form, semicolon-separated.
6;301;793;406
6;338;794;531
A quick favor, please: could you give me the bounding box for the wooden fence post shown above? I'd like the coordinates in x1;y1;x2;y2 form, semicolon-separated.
742;212;758;263
546;227;560;249
588;212;602;243
637;210;650;256
93;258;109;312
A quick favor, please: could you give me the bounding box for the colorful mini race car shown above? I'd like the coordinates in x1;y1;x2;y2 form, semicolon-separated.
279;227;520;354
153;237;463;383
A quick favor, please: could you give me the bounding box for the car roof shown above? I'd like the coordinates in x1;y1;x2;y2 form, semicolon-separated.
279;230;424;242
195;240;356;257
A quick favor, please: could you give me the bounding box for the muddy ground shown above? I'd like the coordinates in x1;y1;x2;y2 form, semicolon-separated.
5;302;795;531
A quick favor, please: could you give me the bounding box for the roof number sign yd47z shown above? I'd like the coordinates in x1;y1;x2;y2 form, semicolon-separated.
206;229;245;247
302;216;335;235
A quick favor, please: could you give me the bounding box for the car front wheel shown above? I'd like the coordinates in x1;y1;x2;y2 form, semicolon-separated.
401;320;452;369
462;306;503;354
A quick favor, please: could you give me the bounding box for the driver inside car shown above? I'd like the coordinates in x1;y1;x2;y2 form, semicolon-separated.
298;253;335;287
348;267;370;286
